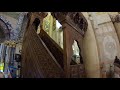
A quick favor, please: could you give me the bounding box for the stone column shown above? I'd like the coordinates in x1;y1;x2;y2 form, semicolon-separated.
82;12;100;78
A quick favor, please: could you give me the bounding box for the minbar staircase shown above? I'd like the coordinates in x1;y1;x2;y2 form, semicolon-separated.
21;12;88;78
21;26;64;78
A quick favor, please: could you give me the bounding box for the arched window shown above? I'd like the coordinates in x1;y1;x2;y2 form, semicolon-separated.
71;40;83;65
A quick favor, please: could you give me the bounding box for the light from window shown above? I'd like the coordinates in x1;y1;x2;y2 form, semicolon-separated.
56;20;62;29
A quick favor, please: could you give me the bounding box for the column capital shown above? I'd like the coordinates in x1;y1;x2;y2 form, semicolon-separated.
110;14;120;23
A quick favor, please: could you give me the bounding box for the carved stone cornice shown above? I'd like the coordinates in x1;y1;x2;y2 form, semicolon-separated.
51;12;88;36
110;14;120;23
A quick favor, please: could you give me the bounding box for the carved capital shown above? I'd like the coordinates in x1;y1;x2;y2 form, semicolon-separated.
110;14;120;23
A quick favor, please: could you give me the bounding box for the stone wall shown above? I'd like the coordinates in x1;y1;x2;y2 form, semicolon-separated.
88;12;120;77
0;12;26;42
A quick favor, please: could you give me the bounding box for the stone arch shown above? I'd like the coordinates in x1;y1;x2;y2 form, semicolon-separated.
0;16;12;43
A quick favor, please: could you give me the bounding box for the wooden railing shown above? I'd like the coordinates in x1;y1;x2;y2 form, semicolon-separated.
39;30;64;69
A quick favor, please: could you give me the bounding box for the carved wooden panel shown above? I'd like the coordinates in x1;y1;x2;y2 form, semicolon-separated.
62;22;85;78
70;64;85;78
70;64;86;78
70;65;79;78
51;12;88;36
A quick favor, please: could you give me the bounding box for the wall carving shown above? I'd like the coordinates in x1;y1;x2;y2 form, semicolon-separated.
103;35;117;60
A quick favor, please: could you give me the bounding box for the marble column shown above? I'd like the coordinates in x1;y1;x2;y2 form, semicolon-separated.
82;12;100;78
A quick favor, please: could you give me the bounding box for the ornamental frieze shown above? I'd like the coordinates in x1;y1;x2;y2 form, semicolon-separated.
51;12;88;35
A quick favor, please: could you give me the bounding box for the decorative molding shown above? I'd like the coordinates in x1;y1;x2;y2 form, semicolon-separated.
0;15;13;30
69;12;88;32
110;14;120;23
51;12;88;36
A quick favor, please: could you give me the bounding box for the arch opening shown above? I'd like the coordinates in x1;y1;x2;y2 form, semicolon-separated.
71;40;83;65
